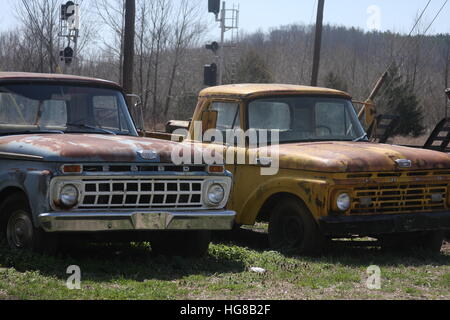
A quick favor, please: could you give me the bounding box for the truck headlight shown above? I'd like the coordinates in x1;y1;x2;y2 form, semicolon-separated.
60;184;79;207
336;193;351;211
206;184;225;205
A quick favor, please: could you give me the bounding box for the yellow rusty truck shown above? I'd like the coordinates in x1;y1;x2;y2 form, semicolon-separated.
150;84;450;255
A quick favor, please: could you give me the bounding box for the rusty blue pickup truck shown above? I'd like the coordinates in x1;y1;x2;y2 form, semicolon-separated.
0;72;235;257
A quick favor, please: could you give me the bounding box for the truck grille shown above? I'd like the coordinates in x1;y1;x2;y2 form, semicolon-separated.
78;178;204;209
350;183;448;215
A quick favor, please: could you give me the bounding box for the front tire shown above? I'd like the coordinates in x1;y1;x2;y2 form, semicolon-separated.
268;197;325;255
151;231;211;258
0;194;57;253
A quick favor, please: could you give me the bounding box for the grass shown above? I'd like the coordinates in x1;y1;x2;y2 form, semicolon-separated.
0;229;449;300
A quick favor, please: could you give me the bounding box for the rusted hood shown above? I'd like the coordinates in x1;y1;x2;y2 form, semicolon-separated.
0;134;191;163
274;142;450;173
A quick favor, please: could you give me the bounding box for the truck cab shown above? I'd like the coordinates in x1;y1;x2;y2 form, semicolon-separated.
0;72;235;257
168;84;450;255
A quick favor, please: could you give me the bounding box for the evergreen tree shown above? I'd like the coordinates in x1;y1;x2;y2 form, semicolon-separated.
234;50;273;84
377;65;425;137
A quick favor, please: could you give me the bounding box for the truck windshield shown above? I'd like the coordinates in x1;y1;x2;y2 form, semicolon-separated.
248;96;367;143
0;84;138;136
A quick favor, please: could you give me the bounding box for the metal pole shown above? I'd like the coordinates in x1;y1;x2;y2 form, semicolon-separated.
219;1;226;85
311;0;325;87
122;0;136;99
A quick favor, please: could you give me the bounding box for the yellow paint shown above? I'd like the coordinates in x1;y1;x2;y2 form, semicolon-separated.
185;84;450;226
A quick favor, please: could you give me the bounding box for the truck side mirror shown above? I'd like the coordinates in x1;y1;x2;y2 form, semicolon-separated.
127;94;145;134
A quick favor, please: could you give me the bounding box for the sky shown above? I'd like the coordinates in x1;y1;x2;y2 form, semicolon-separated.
1;0;449;36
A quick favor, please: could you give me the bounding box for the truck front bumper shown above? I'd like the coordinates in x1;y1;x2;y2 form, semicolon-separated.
319;211;450;236
38;210;236;233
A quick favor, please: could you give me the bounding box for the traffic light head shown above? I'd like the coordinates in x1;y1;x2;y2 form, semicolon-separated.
446;88;450;100
205;42;220;55
208;0;221;15
60;46;74;65
61;1;75;20
204;63;218;87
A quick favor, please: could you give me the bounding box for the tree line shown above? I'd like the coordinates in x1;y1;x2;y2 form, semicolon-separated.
0;0;449;135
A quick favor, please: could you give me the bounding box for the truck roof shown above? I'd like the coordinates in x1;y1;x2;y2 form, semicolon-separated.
199;83;352;99
0;72;122;90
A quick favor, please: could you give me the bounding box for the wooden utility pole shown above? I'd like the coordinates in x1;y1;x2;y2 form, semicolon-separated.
311;0;325;87
122;0;136;97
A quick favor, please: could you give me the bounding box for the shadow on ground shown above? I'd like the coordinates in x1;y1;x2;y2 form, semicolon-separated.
213;228;450;268
1;229;449;284
0;238;246;283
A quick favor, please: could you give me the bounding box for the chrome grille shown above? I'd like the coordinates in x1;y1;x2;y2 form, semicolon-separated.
78;178;203;209
350;183;448;215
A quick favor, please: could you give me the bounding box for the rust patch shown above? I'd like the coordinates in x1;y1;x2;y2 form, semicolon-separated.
0;134;194;163
258;141;450;173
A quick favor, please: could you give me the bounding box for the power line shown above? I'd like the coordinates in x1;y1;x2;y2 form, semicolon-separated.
388;0;432;71
423;0;449;35
374;0;448;97
408;0;432;37
396;0;449;85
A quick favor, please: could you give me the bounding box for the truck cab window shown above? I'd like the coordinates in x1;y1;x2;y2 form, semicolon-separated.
211;102;241;131
248;96;366;143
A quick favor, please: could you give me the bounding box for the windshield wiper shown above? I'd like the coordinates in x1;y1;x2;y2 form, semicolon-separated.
353;134;369;142
66;123;117;135
0;130;65;136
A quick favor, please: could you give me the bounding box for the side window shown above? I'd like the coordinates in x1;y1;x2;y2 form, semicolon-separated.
210;102;241;130
93;96;121;130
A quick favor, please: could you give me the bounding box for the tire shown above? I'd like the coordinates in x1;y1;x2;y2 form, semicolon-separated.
381;231;444;254
151;230;211;258
268;197;325;255
0;193;58;254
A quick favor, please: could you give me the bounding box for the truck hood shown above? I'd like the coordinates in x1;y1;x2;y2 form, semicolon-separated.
0;134;192;163
273;141;450;173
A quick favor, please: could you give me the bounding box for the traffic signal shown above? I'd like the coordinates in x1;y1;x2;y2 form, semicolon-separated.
205;41;220;55
60;46;74;65
61;1;76;20
446;88;450;100
204;63;217;87
208;0;221;15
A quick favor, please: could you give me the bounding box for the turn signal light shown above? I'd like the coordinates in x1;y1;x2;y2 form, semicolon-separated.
61;164;83;174
208;165;225;174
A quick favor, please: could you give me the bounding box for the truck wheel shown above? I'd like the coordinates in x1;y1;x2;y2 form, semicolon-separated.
0;194;57;254
268;197;325;255
151;231;211;258
381;231;444;254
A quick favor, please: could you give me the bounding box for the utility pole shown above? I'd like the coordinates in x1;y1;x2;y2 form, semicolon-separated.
122;0;136;97
311;0;325;87
219;1;226;85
